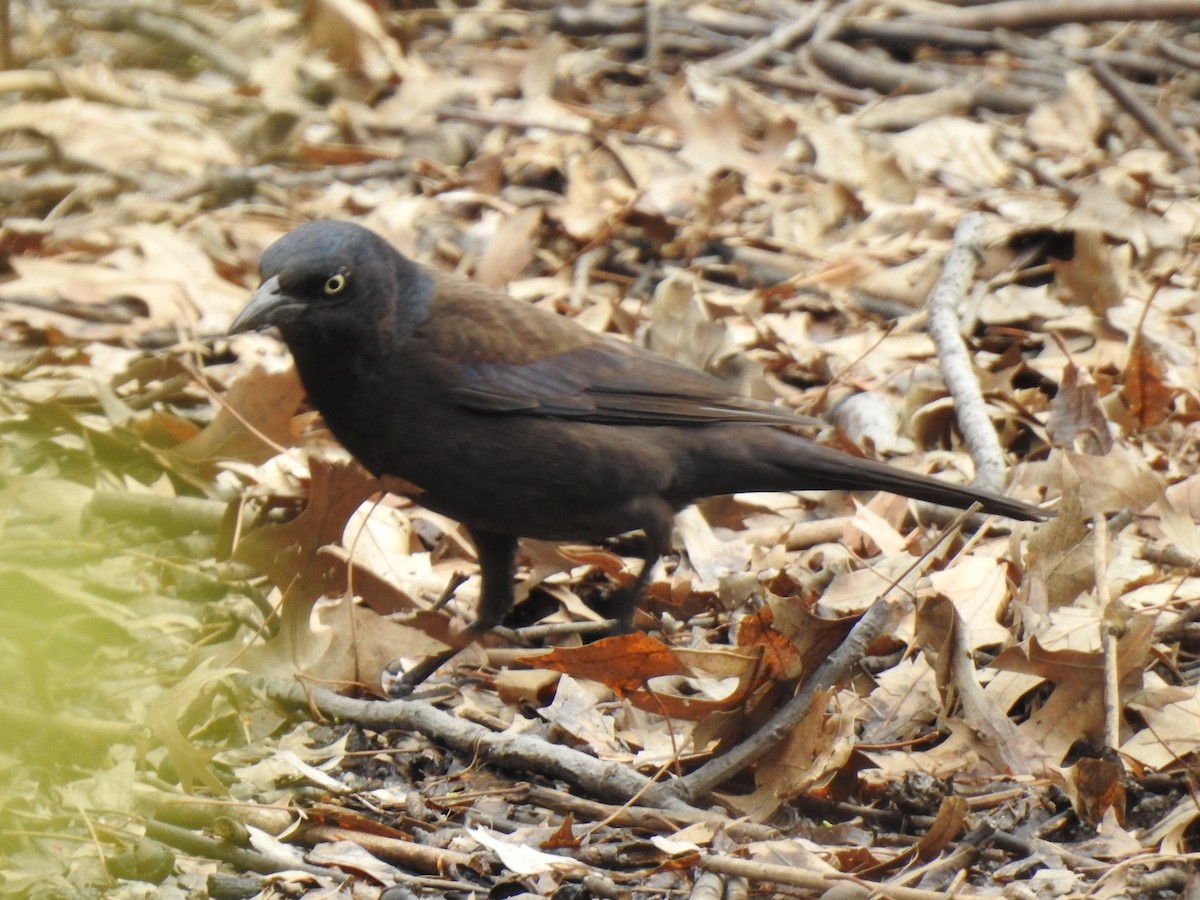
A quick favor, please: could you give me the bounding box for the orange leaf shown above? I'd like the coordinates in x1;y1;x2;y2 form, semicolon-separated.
1067;758;1126;828
541;814;580;850
1121;335;1172;428
736;607;803;682
520;632;691;698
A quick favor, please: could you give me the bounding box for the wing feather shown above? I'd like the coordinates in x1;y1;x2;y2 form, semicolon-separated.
418;270;816;428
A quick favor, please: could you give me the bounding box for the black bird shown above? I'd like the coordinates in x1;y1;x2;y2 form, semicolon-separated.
229;220;1046;693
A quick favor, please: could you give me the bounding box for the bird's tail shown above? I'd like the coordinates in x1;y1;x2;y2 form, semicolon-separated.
699;426;1048;522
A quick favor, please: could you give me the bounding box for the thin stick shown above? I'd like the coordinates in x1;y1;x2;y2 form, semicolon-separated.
909;0;1200;30
1091;60;1198;165
926;213;1005;493
699;0;830;77
1094;514;1121;752
660;502;980;804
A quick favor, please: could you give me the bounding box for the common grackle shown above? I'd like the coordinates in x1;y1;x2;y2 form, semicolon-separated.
229;220;1047;694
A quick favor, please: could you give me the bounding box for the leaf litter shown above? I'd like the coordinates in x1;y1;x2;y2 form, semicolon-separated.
4;1;1200;898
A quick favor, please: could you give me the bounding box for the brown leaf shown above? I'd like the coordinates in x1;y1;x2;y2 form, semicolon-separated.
523;634;762;721
991;611;1156;762
173;364;305;466
541;813;580;850
304;0;404;82
748;597;857;683
916;595;1055;775
1050;228;1125;315
1027;71;1105;153
627;645;764;721
754;688;858;803
522;632;691;698
473;207;541;289
735;607;804;683
233;455;379;595
1046;361;1113;454
1120;335;1173;429
914;795;969;860
1066;758;1126;828
1122;685;1200;772
1023;455;1093;607
239;590;450;695
494;668;559;707
927;556;1013;651
315;546;424;617
1064;446;1163;518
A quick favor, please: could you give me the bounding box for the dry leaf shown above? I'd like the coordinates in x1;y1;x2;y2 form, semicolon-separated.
1046;360;1113;454
1120;334;1173;429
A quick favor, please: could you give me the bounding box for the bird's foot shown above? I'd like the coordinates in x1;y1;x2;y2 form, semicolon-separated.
594;584;639;637
382;618;504;698
383;647;461;698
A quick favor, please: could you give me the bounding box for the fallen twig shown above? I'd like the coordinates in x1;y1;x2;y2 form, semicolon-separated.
1156;36;1200;70
53;0;251;84
87;492;228;534
808;40;1045;114
701;852;958;900
1094;514;1121;753
697;0;831;78
142;818;329;879
247;674;712;813
654;596;894;805
926;214;1006;493
907;0;1200;30
436;104;682;152
1091;60;1199;165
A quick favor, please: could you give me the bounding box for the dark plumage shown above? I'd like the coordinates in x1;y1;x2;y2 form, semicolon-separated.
230;220;1047;693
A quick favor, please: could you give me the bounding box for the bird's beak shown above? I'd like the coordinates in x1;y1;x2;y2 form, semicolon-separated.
228;275;299;334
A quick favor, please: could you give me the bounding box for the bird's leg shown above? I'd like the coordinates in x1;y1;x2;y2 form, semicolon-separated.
604;505;673;634
468;529;521;631
386;530;518;698
388;507;674;696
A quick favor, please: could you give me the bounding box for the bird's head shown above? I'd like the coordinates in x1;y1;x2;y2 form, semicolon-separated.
229;220;431;349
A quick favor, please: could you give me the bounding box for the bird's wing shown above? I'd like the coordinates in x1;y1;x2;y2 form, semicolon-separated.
416;273;813;428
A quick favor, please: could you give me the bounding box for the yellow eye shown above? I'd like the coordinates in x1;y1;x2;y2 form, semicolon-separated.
324;273;347;295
